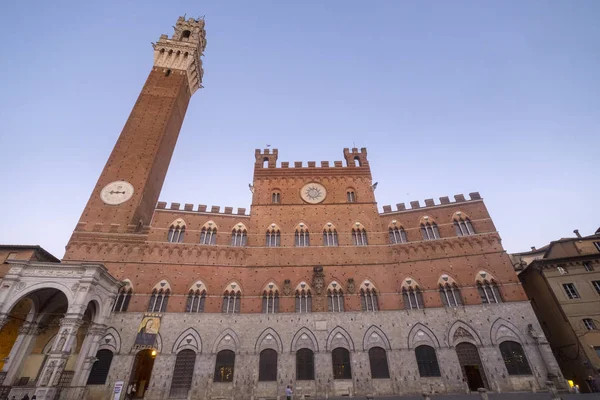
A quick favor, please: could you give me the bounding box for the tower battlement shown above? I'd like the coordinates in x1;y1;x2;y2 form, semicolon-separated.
253;148;372;176
153;16;206;94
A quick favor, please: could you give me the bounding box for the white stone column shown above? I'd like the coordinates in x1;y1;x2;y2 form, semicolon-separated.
67;324;108;393
34;317;84;400
2;322;41;385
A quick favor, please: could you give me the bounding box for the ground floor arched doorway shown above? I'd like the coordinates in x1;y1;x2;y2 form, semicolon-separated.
129;349;156;398
456;342;489;391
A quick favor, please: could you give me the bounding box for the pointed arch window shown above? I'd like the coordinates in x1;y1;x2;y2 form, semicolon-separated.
360;288;379;311
439;283;463;307
200;222;217;245
295;288;312;313
214;350;235;382
295;225;310;247
368;347;390;379
415;345;441;377
402;281;424;310
323;224;339;246
262;289;279;314
169;349;196;398
352;223;368;246
327;283;345;312
454;213;475;236
231;224;247;246
222;290;241;314
389;226;408;244
332;348;352;379
420;219;440;240
296;348;315;380
87;349;113;385
266;225;281;247
499;341;532;375
477;280;502;304
186;290;206;313
360;281;379;311
148;288;170;312
167;220;185;243
258;349;278;381
113;286;132;312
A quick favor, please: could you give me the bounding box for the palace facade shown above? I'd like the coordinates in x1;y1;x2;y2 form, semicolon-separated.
0;16;566;400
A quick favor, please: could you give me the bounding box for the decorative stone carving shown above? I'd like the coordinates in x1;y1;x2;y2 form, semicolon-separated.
312;266;325;295
453;327;474;340
283;279;292;296
14;281;27;292
346;278;356;294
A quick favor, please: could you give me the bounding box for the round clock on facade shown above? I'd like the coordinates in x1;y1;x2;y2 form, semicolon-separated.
100;181;134;205
300;182;327;204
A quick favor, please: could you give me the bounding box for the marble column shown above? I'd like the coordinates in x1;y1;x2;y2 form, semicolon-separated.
34;317;84;400
65;324;107;399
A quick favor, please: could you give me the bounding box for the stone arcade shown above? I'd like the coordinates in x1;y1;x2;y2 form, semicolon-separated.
0;16;567;400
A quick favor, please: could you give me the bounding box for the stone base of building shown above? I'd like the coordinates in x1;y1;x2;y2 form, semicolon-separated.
80;301;564;400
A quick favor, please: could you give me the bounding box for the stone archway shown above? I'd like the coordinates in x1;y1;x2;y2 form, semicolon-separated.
0;260;120;400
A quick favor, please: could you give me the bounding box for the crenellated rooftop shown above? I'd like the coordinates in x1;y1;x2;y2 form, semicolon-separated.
156;202;248;216
252;148;372;177
380;192;482;214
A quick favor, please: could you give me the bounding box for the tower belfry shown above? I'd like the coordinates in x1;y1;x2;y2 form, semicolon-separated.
65;17;206;255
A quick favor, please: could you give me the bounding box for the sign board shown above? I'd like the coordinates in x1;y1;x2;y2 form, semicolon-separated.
113;380;124;400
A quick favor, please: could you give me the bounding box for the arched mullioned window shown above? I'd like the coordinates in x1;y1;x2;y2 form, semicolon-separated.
258;349;278;381
499;341;532;375
415;345;441;377
200;221;218;245
186;290;206;313
231;223;248;246
327;282;345;312
352;222;368;246
295;223;310;247
262;282;280;314
169;349;196;398
167;219;186;243
368;347;390;379
87;349;113;385
113;281;133;312
438;275;463;307
476;271;503;304
359;280;379;312
266;224;281;247
147;280;170;312
389;221;408;244
296;348;314;380
420;216;440;240
332;347;352;379
271;191;281;204
347;189;356;203
323;223;339;246
214;350;235;382
295;282;312;313
453;212;475;236
222;282;241;314
401;278;424;310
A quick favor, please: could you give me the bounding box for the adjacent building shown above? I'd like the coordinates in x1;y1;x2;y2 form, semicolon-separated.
512;229;600;393
0;16;567;400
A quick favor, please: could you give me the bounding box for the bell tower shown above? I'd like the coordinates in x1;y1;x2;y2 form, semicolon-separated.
67;17;206;246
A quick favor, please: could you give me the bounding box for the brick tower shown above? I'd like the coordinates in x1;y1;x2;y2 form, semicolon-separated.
66;17;206;255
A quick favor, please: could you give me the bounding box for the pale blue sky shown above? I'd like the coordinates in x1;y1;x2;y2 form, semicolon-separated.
0;0;598;258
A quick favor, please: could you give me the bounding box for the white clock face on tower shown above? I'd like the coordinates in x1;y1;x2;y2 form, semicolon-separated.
100;181;134;205
300;182;327;204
